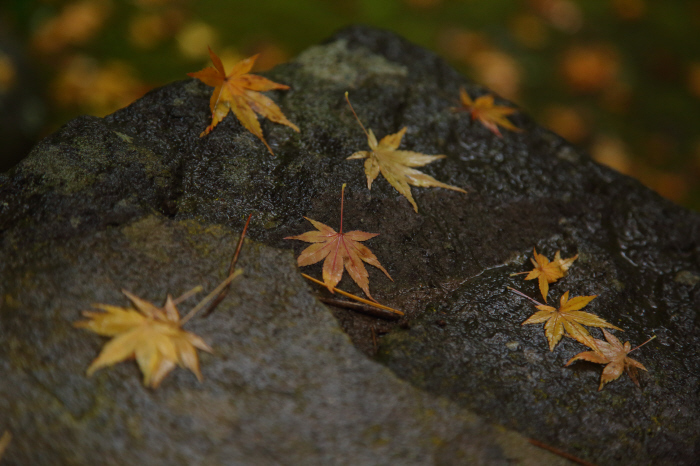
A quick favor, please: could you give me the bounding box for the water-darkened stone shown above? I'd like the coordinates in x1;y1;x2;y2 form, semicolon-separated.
1;25;698;465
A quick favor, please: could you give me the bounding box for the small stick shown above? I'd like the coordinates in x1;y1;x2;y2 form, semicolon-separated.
302;273;404;316
202;213;253;318
318;297;401;321
180;270;243;325
173;285;204;305
527;438;597;466
507;286;545;306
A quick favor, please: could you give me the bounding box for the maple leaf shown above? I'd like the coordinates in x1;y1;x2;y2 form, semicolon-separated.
285;184;392;301
345;93;466;213
453;87;522;137
566;330;655;390
188;47;299;155
522;291;622;351
75;271;240;388
512;248;578;302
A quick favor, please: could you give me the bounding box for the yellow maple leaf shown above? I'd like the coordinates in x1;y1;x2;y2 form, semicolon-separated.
522;291;622;351
566;329;655;391
75;271;240;388
454;87;522;137
512;248;578;302
188;47;299;154
345;92;466;213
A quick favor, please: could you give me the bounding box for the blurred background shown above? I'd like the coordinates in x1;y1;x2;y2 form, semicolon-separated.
1;0;699;209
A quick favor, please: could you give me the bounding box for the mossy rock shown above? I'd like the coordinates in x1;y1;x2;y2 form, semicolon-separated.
1;26;698;465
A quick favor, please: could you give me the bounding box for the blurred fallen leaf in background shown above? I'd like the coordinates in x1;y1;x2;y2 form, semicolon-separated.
560;44;620;94
32;0;112;55
177;21;219;60
0;52;16;93
51;56;147;116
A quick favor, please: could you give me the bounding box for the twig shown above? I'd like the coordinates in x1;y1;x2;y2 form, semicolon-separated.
202;213;252;318
180;270;243;325
318;297;401;321
302;273;404;316
172;285;204;305
507;286;545;306
527;438;597;466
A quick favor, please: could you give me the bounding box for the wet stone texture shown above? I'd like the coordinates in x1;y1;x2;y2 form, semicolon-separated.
1;25;699;465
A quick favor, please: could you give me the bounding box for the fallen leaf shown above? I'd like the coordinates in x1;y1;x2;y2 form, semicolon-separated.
453;87;522;137
75;271;241;388
345;92;466;212
522;291;622;351
512;248;578;301
188;47;299;154
0;430;10;461
285;184;392;301
566;329;654;390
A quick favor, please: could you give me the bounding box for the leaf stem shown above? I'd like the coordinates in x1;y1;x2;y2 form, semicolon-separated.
507;286;544;306
340;183;346;233
202;213;253;318
345;92;370;140
317;296;401;321
302;273;404;316
630;335;657;353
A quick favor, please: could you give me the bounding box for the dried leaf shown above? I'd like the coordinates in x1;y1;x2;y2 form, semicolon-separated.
522;291;622;351
566;329;654;390
346;93;466;212
513;248;578;302
75;271;241;388
188;47;299;154
454;87;522;137
285;184;392;301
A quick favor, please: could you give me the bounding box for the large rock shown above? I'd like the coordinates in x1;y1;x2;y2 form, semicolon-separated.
1;26;698;465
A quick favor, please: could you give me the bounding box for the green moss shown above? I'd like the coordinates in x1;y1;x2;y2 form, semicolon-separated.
295;39;407;86
121;215;172;263
22;146;99;194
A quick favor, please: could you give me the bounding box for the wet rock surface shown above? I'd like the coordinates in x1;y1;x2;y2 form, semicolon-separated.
1;25;699;464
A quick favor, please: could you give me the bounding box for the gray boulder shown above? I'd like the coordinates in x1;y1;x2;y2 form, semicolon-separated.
1;26;698;465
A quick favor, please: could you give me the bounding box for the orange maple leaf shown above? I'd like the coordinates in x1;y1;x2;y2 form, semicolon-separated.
345;93;466;212
453;87;522;137
188;47;299;155
566;330;655;390
522;291;622;351
512;248;578;302
75;271;240;388
285;184;392;301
